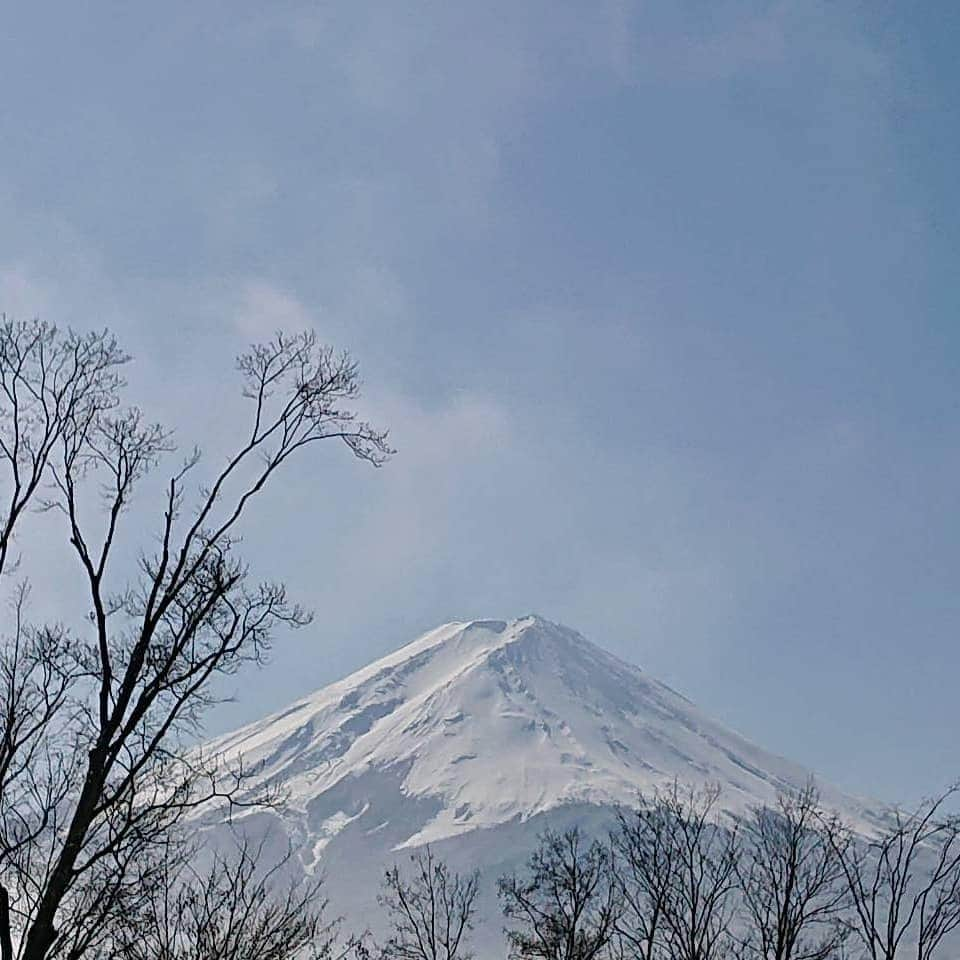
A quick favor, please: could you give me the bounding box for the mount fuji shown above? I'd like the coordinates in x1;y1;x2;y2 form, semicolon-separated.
199;616;879;953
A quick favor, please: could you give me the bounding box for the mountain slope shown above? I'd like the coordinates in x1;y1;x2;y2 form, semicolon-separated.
205;616;876;876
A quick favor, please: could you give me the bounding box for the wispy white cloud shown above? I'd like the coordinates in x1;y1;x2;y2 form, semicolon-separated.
232;279;314;340
0;264;54;320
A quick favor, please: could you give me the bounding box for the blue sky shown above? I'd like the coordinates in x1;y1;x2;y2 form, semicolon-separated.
2;2;958;804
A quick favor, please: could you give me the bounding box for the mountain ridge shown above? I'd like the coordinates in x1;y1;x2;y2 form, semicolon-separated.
194;615;888;954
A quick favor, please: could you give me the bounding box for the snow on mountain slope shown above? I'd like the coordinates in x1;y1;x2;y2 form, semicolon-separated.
207;615;875;853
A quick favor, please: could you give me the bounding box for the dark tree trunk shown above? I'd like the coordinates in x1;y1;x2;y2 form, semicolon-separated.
0;883;14;960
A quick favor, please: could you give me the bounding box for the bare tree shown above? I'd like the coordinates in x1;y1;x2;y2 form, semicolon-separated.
0;320;391;960
104;832;344;960
735;785;849;960
379;847;480;960
499;827;621;960
0;319;127;960
831;785;960;960
612;782;739;960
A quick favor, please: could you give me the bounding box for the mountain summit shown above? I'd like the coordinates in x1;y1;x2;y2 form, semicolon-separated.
208;616;871;857
201;616;879;953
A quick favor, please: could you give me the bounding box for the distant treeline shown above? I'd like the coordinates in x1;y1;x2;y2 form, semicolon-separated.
118;780;955;960
365;780;960;960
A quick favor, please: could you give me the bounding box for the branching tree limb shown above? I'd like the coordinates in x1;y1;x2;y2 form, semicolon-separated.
611;782;739;960
830;784;960;960
0;319;126;581
499;827;621;960
735;785;849;960
105;832;343;960
379;847;480;960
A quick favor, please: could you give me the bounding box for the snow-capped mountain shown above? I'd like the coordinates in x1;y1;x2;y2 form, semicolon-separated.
201;616;877;952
